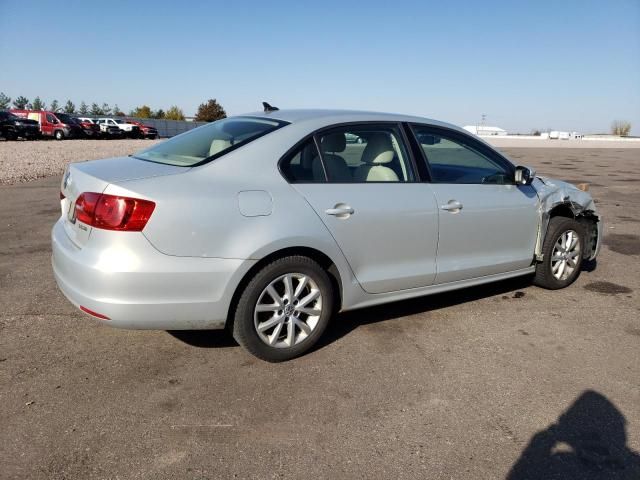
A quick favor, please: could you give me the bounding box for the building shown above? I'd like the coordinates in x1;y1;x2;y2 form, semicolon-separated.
463;125;508;136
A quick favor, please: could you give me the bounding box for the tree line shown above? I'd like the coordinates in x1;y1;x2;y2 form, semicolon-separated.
0;93;227;123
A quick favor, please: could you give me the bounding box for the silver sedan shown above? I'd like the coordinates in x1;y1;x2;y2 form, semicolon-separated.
52;107;602;361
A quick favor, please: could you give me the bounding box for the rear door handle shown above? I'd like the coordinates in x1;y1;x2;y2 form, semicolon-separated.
325;204;354;218
440;200;463;212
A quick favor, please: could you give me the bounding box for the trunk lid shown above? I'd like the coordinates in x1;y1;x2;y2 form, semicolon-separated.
60;156;187;248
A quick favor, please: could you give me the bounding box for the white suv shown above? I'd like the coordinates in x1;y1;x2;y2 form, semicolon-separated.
97;118;141;138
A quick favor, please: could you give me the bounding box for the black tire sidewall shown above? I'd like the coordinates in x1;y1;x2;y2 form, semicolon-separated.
537;217;585;289
233;256;334;362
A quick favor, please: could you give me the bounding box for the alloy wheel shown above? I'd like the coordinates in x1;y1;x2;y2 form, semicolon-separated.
551;230;581;280
253;273;323;348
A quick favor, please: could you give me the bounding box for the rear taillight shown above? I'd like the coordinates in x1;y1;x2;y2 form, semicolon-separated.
74;192;155;231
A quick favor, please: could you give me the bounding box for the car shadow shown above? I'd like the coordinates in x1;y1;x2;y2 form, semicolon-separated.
506;390;640;479
312;275;534;351
167;276;533;350
167;329;238;348
168;260;597;352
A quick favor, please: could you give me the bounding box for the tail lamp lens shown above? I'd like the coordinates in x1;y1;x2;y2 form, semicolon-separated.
74;193;155;231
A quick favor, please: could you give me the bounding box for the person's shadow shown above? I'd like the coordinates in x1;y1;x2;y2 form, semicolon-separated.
507;390;640;479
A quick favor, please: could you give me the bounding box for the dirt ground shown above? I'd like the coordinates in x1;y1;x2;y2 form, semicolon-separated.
1;147;639;479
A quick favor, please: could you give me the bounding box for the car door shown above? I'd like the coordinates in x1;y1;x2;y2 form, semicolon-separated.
409;124;539;284
44;113;57;136
281;123;440;294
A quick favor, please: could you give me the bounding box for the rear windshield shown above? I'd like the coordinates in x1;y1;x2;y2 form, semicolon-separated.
133;117;287;166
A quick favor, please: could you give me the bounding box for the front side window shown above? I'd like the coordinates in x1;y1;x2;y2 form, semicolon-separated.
46;114;56;123
411;125;513;184
134;117;287;167
316;124;415;183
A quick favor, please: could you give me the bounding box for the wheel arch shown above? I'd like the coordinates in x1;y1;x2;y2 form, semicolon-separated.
226;246;344;330
537;201;600;261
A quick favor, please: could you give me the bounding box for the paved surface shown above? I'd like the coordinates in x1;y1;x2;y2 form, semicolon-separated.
1;148;639;479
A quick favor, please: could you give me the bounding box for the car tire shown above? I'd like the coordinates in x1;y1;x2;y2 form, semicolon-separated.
232;256;334;362
533;217;585;290
54;130;64;140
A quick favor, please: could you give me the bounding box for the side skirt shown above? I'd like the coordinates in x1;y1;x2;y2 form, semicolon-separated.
342;266;535;312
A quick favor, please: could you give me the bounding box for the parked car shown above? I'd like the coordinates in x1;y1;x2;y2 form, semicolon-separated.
96;118;141;138
77;117;122;139
52;109;602;362
78;117;122;139
11;109;82;140
345;132;366;143
0;110;40;140
126;119;158;139
73;117;101;138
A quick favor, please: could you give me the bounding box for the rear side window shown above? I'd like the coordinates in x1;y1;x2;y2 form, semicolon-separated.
317;125;415;183
134;117;287;167
280;139;324;183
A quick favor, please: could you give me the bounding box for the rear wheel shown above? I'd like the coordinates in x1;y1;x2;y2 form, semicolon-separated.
534;217;585;289
232;256;334;362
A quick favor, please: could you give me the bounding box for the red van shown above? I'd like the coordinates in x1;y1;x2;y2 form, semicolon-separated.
11;110;83;140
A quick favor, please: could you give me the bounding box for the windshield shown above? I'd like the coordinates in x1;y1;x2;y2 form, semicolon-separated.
56;113;77;124
133;117;287;167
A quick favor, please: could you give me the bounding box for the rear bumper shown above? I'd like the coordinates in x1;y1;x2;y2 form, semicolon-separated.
51;218;255;330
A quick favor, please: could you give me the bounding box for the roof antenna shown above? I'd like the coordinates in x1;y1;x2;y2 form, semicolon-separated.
262;101;279;112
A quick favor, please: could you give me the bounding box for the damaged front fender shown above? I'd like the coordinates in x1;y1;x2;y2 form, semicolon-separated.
533;177;603;261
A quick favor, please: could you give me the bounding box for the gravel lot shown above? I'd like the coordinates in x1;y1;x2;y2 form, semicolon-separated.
0;139;161;184
0;145;639;479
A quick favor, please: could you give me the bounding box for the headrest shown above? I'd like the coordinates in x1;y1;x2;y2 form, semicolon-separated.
361;134;394;164
321;133;346;153
209;138;232;156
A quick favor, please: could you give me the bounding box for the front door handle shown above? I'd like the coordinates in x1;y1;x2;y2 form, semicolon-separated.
440;200;463;213
325;203;354;219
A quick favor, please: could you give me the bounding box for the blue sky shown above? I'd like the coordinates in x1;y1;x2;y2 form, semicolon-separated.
1;0;638;133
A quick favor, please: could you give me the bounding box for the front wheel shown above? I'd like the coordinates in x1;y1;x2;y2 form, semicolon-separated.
534;217;585;289
232;256;334;362
54;130;64;140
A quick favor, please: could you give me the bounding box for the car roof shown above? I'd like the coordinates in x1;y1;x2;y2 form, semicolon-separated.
238;108;464;132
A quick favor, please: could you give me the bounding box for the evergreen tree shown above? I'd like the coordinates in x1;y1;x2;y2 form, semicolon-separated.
13;96;29;109
0;92;11;110
78;101;89;115
64;100;76;114
50;99;60;112
90;103;103;116
31;96;46;111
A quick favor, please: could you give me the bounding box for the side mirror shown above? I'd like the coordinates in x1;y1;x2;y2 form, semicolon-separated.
514;165;536;185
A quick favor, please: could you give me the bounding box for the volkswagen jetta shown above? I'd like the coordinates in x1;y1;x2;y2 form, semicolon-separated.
52;108;602;361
